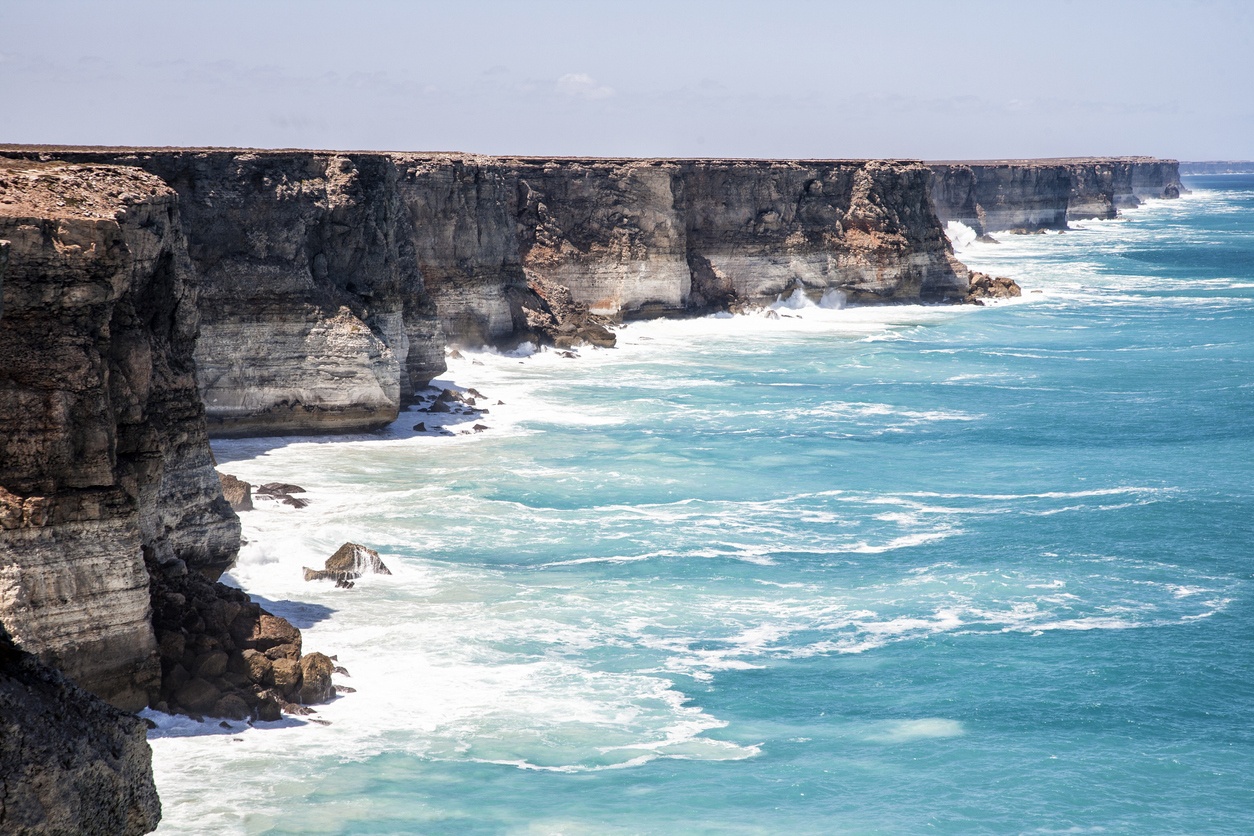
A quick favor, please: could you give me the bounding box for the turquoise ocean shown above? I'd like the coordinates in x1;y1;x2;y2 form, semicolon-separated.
146;176;1254;834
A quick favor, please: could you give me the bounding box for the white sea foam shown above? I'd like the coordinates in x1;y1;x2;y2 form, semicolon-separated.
162;190;1250;831
945;220;978;251
864;718;966;742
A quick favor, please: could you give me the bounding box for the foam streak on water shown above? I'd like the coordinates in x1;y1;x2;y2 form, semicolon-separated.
151;176;1254;834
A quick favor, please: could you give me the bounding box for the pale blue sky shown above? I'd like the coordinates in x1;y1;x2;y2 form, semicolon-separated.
4;0;1251;159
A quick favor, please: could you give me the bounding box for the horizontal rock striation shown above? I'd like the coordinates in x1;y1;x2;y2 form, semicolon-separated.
3;148;976;434
0;624;161;835
0;161;240;710
927;157;1182;234
13;150;448;436
399;156;970;345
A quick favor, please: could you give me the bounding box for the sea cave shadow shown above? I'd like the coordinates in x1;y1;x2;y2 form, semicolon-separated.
209;379;480;463
141;708;335;739
246;594;336;630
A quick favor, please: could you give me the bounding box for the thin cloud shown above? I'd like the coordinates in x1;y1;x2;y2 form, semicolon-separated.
557;73;615;100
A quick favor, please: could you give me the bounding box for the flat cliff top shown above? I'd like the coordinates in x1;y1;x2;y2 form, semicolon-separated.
0;146;1180;171
926;156;1177;166
0;144;919;166
0;159;171;220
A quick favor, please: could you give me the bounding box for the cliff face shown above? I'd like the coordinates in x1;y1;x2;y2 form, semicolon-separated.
3;149;970;433
679;160;965;306
0;624;161;835
400;156;969;345
0;161;239;710
11;151;448;436
927;157;1183;234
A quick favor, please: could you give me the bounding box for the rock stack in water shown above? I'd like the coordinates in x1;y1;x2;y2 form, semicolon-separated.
304;542;392;587
148;558;336;720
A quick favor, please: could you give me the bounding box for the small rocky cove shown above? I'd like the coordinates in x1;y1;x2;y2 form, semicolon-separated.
0;150;1179;833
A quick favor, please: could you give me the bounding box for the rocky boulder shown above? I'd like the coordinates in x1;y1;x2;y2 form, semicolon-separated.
304;542;392;583
298;653;336;704
518;274;619;349
217;472;253;512
966;272;1022;304
148;555;335;719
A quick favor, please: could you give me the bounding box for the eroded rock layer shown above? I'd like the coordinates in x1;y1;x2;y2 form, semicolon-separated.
3;148;982;434
927;157;1182;234
0;161;239;709
398;155;971;344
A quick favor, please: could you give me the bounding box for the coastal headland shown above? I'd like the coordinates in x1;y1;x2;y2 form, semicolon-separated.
0;149;1180;833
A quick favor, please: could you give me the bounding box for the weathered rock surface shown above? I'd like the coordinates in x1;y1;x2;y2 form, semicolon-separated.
304;541;391;583
0;148;982;436
0;149;448;435
965;272;1022;304
0;624;160;835
928;157;1183;234
0;161;239;710
217;472;253;512
400;155;973;344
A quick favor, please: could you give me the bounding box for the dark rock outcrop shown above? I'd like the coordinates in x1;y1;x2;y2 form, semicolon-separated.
927;157;1183;234
965;272;1022;304
148;556;332;719
0;624;160;835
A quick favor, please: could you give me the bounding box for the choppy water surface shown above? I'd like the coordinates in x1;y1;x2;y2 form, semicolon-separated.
149;176;1254;834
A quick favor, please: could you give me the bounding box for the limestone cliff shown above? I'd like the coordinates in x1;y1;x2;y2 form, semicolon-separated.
0;624;161;835
927;157;1182;234
0;149;1181;444
399;156;969;345
13;150;447;436
3;148;976;434
0;160;239;709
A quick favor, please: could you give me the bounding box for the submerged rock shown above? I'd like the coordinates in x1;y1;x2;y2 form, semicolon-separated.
256;483;306;496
